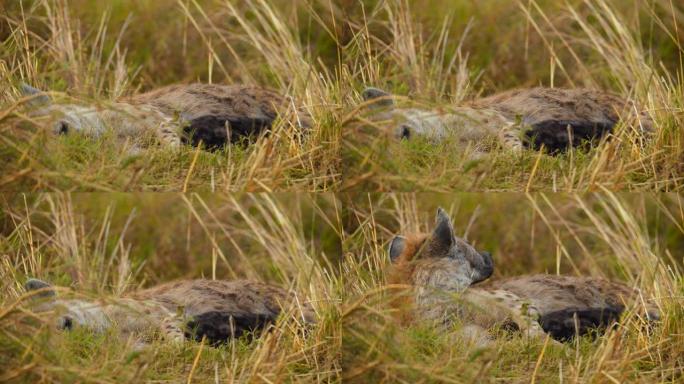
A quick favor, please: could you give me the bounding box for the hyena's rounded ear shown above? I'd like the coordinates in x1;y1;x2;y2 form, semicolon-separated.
20;83;52;107
24;278;56;299
362;87;395;109
431;208;455;252
388;236;407;263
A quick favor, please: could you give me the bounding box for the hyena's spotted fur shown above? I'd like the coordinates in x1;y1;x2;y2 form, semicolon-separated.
362;87;652;153
20;83;311;150
386;208;658;344
23;278;315;345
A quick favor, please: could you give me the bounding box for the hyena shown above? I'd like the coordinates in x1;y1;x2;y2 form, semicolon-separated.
387;208;658;344
362;87;652;153
20;83;311;149
23;278;315;345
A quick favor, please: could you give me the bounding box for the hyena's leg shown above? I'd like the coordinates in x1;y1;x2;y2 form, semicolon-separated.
522;120;614;153
159;314;186;343
498;121;523;151
456;324;493;348
156;120;181;148
514;303;563;345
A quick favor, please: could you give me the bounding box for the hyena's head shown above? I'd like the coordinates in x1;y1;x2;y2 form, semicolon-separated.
23;278;110;333
362;87;454;141
20;84;108;137
387;208;494;293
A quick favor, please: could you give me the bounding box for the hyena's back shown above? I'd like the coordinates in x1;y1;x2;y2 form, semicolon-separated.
130;279;314;342
128;84;310;148
484;274;657;340
473;88;652;151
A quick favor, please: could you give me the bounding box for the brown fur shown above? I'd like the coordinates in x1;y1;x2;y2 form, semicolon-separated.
387;209;659;343
130;279;315;325
472;87;653;151
363;86;652;153
24;278;315;345
387;234;428;286
127;84;308;125
22;83;311;149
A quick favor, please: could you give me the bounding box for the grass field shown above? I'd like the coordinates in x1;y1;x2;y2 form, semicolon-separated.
1;0;684;383
1;0;683;191
2;193;681;382
0;193;344;382
341;193;684;382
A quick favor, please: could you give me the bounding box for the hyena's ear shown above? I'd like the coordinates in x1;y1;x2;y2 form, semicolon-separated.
388;236;407;263
20;83;52;107
362;87;395;109
24;278;56;299
430;207;455;253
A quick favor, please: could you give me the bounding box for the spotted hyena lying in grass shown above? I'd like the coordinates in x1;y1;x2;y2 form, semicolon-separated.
387;208;659;344
23;278;315;345
362;87;652;153
20;83;311;150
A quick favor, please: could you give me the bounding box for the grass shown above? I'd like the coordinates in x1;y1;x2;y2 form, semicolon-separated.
0;0;682;191
340;0;684;191
0;193;344;383
1;194;683;382
341;193;684;382
1;0;684;382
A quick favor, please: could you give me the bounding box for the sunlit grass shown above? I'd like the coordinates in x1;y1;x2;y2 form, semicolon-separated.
0;194;343;383
341;193;684;382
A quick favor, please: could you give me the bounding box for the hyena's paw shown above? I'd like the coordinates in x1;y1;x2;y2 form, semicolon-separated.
498;122;524;151
157;122;182;149
161;315;186;344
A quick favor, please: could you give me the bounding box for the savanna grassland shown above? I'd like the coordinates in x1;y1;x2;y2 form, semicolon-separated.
2;1;684;383
0;0;682;191
0;193;344;382
1;193;683;383
341;193;684;382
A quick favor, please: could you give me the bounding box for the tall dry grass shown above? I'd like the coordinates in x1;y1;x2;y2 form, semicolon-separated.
341;193;684;382
0;193;343;383
1;0;341;191
1;0;682;191
340;0;684;191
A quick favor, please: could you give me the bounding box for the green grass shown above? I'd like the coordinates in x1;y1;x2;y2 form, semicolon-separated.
1;0;683;191
341;193;684;383
1;0;684;382
1;194;683;382
0;194;343;383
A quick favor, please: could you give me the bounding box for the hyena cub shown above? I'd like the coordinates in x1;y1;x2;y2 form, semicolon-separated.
20;83;311;149
362;87;652;153
23;278;315;345
387;208;658;343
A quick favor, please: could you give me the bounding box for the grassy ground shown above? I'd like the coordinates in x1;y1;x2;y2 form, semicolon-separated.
341;193;684;382
340;0;684;191
1;0;683;191
1;0;683;383
0;193;344;382
1;194;682;382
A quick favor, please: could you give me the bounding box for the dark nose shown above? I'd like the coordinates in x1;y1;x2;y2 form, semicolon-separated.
60;316;74;330
57;121;69;134
400;125;411;139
